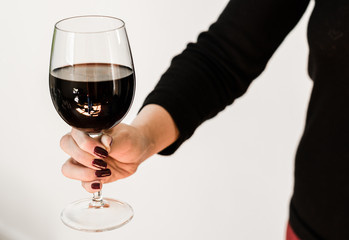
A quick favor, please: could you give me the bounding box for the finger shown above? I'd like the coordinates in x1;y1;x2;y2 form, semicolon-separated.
101;134;113;152
71;128;109;158
60;134;106;169
81;180;102;193
62;158;112;182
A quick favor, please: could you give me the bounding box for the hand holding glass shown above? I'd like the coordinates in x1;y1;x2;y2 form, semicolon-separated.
49;16;135;232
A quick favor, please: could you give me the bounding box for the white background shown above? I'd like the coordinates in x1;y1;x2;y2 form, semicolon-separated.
0;0;314;239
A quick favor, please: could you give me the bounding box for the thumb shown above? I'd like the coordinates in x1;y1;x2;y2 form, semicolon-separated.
101;134;113;152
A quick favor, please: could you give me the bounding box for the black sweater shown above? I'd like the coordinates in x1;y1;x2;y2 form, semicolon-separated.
142;0;349;238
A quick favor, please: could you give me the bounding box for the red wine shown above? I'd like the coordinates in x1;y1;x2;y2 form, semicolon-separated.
49;63;135;133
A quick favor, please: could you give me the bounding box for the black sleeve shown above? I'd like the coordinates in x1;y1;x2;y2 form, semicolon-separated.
141;0;311;155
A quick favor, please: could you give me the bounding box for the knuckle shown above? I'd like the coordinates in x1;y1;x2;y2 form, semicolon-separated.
61;161;69;178
81;169;96;182
59;134;69;150
75;148;87;161
79;138;92;152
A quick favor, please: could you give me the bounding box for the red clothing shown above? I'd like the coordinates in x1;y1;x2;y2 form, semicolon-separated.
287;223;300;240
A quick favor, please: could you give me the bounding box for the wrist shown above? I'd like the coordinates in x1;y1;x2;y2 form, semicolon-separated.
132;121;157;158
132;104;179;156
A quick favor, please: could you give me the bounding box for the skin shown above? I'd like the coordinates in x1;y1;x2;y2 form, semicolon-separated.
60;104;179;193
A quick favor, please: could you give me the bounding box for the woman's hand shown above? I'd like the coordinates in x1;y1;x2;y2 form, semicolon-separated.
60;123;153;193
59;104;179;193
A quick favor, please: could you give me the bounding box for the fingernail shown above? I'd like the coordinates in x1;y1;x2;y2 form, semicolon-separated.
91;182;101;189
94;146;108;158
95;169;111;177
92;159;107;169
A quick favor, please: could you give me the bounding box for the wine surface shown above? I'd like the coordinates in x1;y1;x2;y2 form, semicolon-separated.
49;63;135;133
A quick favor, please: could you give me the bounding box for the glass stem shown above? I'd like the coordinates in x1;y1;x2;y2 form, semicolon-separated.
93;191;103;201
90;190;106;208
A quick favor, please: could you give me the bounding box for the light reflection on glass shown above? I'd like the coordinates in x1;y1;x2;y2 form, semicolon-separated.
73;87;102;117
76;103;101;117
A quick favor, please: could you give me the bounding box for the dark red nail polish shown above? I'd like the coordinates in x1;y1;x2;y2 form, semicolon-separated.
92;159;107;169
91;182;101;189
94;146;108;158
95;169;111;177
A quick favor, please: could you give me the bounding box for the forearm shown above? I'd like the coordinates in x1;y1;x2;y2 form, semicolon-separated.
140;0;310;155
131;104;179;157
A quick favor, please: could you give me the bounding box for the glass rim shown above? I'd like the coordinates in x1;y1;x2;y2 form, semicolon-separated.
54;15;125;34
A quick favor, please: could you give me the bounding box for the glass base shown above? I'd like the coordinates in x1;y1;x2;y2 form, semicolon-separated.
61;198;133;232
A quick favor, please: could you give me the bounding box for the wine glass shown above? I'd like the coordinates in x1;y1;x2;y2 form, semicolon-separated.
49;15;135;232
